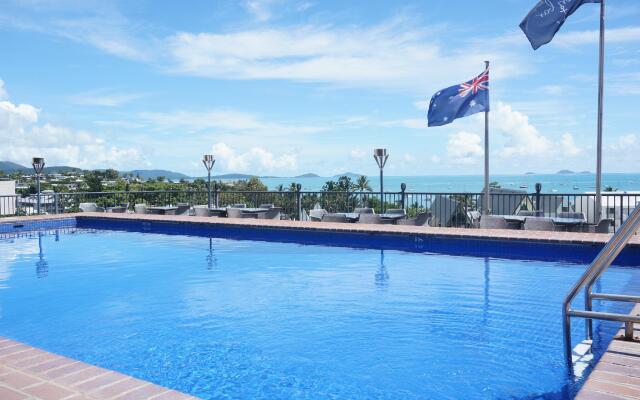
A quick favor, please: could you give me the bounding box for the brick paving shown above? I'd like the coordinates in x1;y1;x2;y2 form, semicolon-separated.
0;338;198;400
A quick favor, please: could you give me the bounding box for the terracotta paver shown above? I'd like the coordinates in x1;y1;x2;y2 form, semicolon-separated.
0;337;198;399
577;306;640;399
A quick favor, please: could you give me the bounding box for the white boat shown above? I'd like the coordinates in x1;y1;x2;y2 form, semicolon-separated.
520;184;528;189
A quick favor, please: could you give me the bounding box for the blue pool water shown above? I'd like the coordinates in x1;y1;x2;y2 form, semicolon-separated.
0;226;638;399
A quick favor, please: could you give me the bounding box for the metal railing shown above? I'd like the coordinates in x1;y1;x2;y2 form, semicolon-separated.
562;204;640;373
1;189;639;231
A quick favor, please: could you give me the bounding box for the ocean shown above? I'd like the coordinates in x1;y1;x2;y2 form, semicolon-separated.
256;173;640;194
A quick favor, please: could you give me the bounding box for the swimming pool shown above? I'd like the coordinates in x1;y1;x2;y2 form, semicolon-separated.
1;217;638;399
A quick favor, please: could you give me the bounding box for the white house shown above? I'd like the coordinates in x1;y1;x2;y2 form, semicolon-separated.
0;179;16;216
575;191;640;226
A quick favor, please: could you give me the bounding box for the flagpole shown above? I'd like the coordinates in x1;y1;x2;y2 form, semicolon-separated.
595;0;605;223
484;60;490;215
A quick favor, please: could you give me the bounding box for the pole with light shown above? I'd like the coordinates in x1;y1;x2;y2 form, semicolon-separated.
373;148;389;213
202;154;215;209
32;157;45;215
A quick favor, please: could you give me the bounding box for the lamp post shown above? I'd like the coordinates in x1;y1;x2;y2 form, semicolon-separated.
32;157;45;215
202;154;215;209
373;148;389;213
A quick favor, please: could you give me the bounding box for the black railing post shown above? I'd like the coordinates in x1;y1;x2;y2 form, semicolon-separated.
296;184;302;220
400;183;406;211
214;182;219;208
535;183;542;214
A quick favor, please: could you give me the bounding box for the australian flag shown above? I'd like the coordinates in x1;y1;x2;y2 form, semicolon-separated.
520;0;600;50
427;68;489;127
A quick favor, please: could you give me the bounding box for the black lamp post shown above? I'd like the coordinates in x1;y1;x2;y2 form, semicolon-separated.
32;157;45;214
202;154;215;209
373;149;389;213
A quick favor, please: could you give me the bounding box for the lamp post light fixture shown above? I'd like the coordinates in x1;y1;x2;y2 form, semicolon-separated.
202;154;215;209
32;157;45;215
373;148;389;213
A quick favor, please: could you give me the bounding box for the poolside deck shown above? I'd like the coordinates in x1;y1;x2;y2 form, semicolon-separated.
0;337;198;400
577;306;640;400
3;212;636;247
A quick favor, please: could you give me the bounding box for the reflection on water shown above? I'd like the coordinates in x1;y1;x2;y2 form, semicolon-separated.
36;232;48;278
374;249;389;289
206;237;217;270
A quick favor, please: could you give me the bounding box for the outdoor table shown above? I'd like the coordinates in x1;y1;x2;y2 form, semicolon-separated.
209;207;227;217
106;206;126;213
379;213;406;223
496;215;585;229
240;208;269;216
147;206;178;215
342;213;360;222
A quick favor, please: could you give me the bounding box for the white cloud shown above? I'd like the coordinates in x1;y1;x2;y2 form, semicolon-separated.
492;102;552;157
244;0;278;21
165;18;526;91
554;26;640;47
0;89;146;169
414;100;429;111
138;109;325;136
609;134;637;151
211;142;297;173
0;79;7;100
430;155;441;164
403;153;416;163
560;133;582;157
70;90;146;107
446;131;483;165
350;148;366;159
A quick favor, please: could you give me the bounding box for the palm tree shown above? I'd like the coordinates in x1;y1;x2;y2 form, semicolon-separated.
355;175;372;192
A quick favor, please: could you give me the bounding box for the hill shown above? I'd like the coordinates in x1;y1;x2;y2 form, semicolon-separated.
125;169;190;180
556;170;575;175
0;161;83;174
295;173;321;178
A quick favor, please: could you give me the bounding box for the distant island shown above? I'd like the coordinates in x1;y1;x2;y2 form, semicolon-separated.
295;173;321;178
556;170;592;175
524;172;536;175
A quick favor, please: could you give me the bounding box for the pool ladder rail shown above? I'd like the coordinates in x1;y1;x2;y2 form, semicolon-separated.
563;204;640;374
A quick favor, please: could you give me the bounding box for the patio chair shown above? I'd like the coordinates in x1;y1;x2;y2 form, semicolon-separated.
357;214;382;224
386;209;406;216
176;203;190;216
134;204;147;214
524;217;556;232
309;209;327;222
480;215;509;229
558;212;586;221
581;219;613;233
109;206;127;213
397;212;431;226
354;208;374;214
258;207;282;220
193;206;210;217
467;210;481;228
259;203;274;209
321;213;348;223
79;203;104;212
227;208;257;219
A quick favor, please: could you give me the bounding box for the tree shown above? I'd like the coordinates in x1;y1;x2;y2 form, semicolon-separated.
104;168;119;180
84;171;103;192
355;175;372;192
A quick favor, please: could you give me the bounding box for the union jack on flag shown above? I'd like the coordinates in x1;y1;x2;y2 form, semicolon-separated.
459;69;489;98
427;67;490;127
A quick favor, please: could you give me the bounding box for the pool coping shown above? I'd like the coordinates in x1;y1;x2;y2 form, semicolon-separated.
576;305;640;399
0;337;198;400
3;212;637;248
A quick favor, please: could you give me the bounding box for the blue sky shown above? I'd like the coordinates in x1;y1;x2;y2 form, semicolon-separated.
1;0;639;176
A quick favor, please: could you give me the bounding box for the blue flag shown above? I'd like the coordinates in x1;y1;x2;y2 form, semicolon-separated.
520;0;600;50
427;69;489;127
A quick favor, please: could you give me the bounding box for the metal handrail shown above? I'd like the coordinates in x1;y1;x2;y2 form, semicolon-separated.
562;204;640;372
